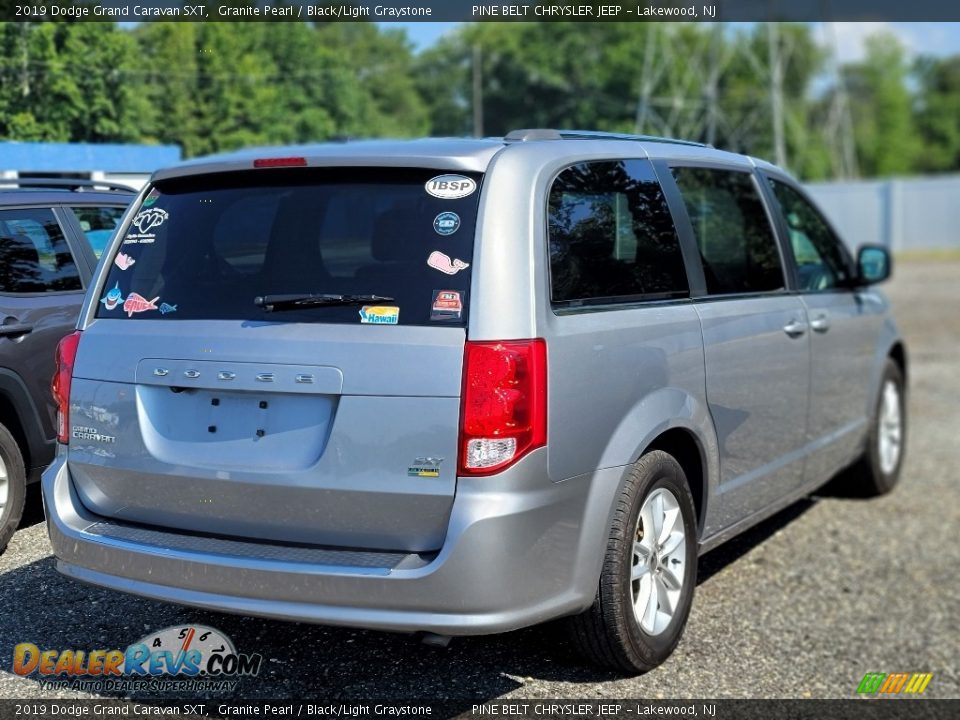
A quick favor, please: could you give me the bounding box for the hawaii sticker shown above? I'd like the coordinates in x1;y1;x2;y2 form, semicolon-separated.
359;306;399;325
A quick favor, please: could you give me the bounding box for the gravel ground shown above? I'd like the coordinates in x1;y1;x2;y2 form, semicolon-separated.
1;259;957;702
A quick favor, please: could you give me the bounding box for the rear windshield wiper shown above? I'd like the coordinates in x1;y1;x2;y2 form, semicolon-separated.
254;293;395;312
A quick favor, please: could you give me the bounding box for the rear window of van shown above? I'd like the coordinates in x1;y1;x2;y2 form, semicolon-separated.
94;168;481;326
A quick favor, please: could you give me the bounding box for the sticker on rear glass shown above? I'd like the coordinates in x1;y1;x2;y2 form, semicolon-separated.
123;292;160;317
427;250;470;275
159;303;178;315
99;282;125;311
433;212;460;236
359;306;399;325
431;289;463;321
407;456;443;478
130;208;168;234
114;252;136;271
142;188;161;207
425;175;476;200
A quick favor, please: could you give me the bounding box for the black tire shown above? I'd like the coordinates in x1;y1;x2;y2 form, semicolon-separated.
0;422;27;554
846;359;907;496
567;450;698;673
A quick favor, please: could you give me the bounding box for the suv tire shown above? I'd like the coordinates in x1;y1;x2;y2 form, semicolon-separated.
0;422;26;554
846;359;906;496
568;450;697;673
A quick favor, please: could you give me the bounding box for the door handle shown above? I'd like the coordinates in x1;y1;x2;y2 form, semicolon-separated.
810;314;831;333
0;322;33;338
782;319;807;338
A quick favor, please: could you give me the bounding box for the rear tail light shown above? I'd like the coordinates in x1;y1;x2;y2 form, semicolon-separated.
458;339;547;476
52;331;82;444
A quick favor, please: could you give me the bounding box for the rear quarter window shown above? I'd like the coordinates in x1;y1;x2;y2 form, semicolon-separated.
94;168;481;326
548;159;689;306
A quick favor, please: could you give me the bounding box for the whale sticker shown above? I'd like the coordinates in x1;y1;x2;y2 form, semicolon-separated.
427;250;470;276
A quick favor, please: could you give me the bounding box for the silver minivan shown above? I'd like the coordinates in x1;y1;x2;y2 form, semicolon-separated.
43;131;906;672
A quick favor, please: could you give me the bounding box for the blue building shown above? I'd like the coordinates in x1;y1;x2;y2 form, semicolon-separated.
0;141;181;190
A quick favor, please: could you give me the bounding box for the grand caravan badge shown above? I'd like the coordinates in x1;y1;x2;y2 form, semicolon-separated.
71;426;116;444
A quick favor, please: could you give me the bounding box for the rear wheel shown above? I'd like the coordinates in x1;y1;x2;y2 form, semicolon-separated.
568;450;697;673
0;423;26;554
846;359;906;496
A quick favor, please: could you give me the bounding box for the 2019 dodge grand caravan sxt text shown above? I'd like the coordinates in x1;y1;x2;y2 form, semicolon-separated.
42;131;906;673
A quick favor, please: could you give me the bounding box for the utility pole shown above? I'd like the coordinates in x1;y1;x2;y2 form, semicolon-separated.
768;23;787;168
472;44;483;138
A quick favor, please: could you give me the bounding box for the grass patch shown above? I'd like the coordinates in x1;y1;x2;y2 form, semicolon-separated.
894;248;960;262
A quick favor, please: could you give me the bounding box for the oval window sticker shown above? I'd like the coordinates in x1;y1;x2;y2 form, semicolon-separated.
425;174;477;200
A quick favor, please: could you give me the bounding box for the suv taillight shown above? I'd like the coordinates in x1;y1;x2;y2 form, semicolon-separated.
52;331;82;444
458;339;547;476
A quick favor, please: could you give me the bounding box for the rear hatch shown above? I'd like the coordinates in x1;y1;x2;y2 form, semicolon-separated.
68;167;481;552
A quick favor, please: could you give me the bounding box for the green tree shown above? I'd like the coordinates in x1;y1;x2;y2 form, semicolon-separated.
842;33;918;177
913;54;960;173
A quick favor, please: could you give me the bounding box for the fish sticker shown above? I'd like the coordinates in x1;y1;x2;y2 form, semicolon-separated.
130;208;168;234
99;282;125;311
114;252;136;271
358;306;400;325
159;303;178;315
123;292;160;317
427;250;470;275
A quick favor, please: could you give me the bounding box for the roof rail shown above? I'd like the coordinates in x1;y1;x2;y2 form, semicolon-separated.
504;128;710;148
0;177;137;193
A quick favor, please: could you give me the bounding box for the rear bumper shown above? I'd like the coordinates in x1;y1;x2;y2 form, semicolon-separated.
42;452;622;635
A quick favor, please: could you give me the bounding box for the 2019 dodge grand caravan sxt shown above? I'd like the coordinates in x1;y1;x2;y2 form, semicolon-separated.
43;131;906;672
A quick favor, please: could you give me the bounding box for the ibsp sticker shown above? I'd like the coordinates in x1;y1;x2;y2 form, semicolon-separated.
99;282;124;311
359;306;399;325
433;211;461;236
123;292;160;317
427;250;470;275
425;174;476;200
114;252;136;270
407;457;443;478
130;208;168;234
430;289;463;321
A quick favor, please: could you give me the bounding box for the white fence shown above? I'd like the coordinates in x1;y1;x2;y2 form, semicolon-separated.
805;175;960;253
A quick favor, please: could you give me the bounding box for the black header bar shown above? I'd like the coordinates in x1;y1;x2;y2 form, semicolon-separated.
6;1;960;22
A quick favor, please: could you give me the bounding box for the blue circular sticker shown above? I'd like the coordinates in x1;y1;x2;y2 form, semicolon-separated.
433;211;461;236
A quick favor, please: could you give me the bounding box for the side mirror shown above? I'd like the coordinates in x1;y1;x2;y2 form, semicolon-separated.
857;245;891;285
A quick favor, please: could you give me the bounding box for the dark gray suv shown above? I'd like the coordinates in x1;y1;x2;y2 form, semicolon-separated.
0;178;134;552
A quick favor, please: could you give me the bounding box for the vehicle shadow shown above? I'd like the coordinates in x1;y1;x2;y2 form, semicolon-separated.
1;496;820;703
20;483;45;529
696;497;816;585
